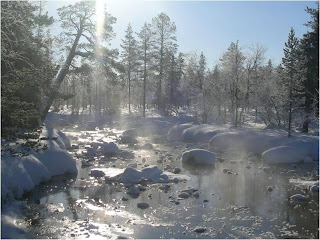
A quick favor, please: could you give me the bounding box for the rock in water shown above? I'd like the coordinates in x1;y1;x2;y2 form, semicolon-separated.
120;135;138;144
137;202;149;209
182;149;215;165
90;169;106;178
122;129;137;137
290;194;307;202
178;192;190;199
127;186;140;196
193;227;206;233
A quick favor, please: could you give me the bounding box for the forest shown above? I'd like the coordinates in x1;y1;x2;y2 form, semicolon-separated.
2;1;319;139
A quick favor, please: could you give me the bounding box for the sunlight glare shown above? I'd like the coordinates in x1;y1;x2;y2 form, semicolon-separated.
95;0;105;42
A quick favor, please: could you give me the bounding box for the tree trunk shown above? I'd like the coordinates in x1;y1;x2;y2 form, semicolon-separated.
41;29;82;121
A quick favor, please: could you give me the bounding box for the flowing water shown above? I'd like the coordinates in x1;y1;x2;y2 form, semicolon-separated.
23;125;319;239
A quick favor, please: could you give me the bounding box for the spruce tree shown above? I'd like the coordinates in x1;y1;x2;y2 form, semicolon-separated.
300;6;319;132
121;23;138;114
281;28;304;137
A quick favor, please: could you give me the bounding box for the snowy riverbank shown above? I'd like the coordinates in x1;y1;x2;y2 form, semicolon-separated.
1;126;77;238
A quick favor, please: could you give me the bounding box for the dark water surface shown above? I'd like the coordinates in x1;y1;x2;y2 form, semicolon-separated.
23;127;319;239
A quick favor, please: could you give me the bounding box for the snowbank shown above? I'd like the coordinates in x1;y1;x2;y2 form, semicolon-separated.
182;149;216;165
209;129;319;161
1;126;77;201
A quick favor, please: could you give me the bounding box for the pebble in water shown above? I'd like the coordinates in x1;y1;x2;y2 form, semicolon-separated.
137;202;149;209
193;227;206;233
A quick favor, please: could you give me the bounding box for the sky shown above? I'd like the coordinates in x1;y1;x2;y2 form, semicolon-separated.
45;0;317;67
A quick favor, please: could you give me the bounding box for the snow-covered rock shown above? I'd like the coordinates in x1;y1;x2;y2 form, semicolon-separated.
40;127;70;149
182;149;215;165
168;123;194;141
209;129;319;161
1;128;76;201
181;125;225;143
262;146;305;164
33;148;77;176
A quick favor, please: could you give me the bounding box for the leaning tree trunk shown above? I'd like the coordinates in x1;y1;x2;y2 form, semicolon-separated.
41;29;82;122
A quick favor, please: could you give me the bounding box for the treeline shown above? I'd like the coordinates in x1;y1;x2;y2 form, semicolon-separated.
1;1;319;139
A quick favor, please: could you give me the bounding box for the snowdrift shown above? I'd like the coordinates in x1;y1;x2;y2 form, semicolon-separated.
1;127;77;201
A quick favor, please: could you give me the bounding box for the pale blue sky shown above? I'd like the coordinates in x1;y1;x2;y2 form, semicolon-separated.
46;0;317;67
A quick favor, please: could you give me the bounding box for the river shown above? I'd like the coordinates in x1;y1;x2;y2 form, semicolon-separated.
22;124;319;239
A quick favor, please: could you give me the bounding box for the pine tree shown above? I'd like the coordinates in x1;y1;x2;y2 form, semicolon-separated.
281;28;304;137
137;22;153;117
121;23;138;114
1;1;55;139
152;13;177;111
300;5;319;132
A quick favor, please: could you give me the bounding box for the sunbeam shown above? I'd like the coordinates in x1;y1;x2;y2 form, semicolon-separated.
95;0;105;42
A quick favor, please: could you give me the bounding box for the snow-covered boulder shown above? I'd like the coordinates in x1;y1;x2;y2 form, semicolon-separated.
33;148;77;176
182;125;225;143
262;146;306;164
182;149;215;165
40;127;70;149
168;123;194;141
